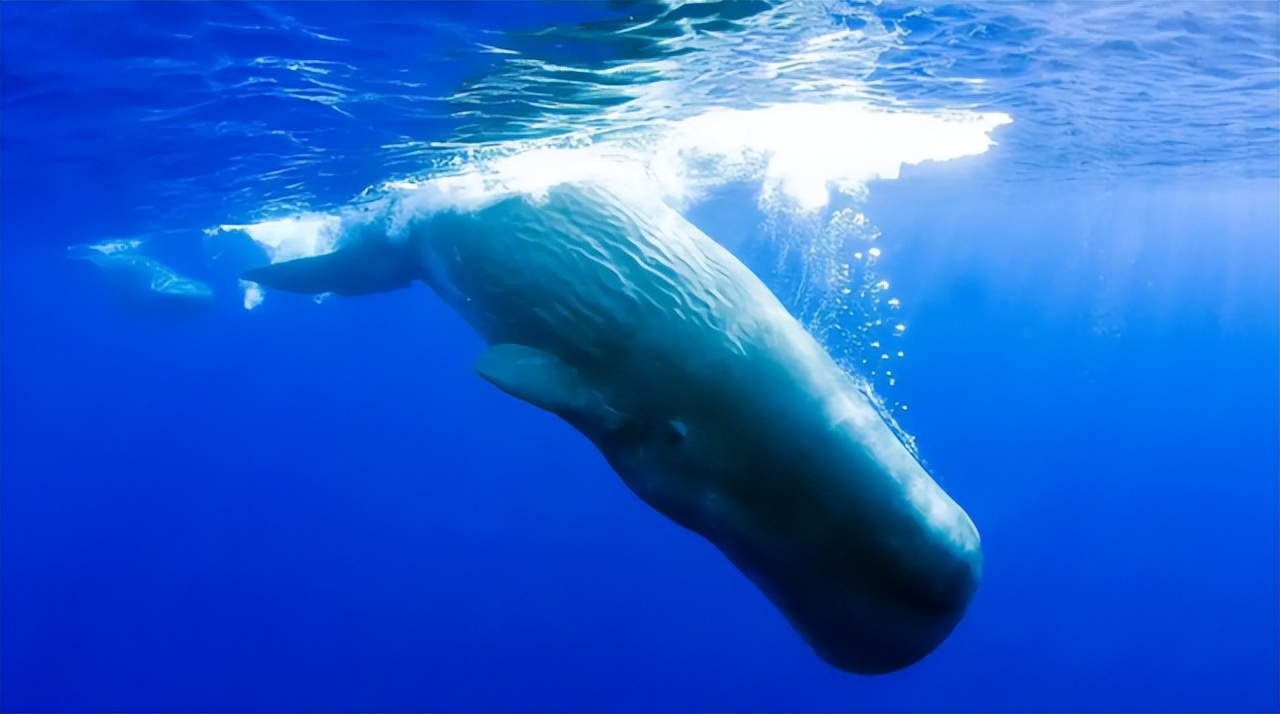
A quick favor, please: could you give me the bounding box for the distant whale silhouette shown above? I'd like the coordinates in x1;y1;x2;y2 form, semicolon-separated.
240;180;982;674
68;241;214;316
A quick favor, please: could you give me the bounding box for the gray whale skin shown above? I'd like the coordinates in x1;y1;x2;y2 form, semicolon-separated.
241;181;982;674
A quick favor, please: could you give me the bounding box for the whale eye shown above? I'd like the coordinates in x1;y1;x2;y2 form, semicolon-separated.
668;419;688;442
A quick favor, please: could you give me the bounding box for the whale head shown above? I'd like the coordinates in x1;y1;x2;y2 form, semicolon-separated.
472;336;982;675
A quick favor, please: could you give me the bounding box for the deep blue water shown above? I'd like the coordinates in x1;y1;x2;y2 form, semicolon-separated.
2;2;1278;712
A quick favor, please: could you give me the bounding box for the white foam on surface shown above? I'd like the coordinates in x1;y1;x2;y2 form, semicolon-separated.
653;103;1012;211
219;100;1010;310
215;215;343;263
239;280;265;310
212;216;342;308
384;101;1011;214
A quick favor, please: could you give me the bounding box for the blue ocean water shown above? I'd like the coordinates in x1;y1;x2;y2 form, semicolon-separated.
1;1;1277;711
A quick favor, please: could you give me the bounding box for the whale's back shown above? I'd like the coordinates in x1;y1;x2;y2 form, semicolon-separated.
410;183;802;404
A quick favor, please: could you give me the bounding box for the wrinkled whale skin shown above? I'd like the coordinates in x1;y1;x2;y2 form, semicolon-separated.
243;181;982;674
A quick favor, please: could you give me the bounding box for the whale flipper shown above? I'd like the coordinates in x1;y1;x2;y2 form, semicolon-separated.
241;240;417;297
474;344;625;435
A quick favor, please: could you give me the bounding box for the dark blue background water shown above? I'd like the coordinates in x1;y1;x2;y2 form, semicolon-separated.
3;2;1278;712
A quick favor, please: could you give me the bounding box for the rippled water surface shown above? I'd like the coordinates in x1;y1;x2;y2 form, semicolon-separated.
4;2;1276;213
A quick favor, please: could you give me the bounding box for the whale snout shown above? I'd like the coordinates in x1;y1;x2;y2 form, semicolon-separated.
809;544;982;675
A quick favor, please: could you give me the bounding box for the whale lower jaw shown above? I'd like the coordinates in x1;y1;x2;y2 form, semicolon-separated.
605;452;981;675
793;568;978;675
603;421;982;677
805;605;972;675
699;526;980;675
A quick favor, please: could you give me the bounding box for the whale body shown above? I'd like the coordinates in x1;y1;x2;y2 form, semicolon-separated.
69;242;215;315
240;180;982;674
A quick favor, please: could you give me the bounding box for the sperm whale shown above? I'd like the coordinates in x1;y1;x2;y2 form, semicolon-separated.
239;179;982;674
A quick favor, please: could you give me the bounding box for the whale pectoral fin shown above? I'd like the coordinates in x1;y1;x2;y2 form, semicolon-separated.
474;344;624;433
241;242;415;297
241;253;351;295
